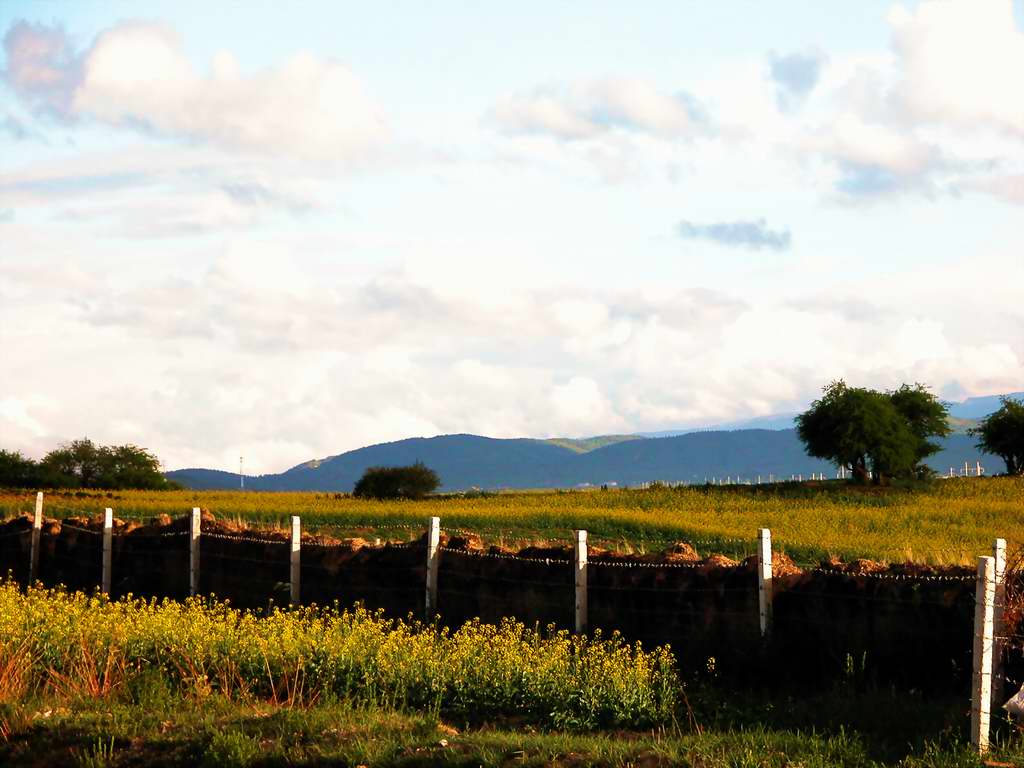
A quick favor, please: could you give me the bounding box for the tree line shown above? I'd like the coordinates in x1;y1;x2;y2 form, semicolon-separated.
0;439;177;490
797;381;1024;482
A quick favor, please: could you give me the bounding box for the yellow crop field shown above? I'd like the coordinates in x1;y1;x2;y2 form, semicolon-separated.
0;582;677;730
2;477;1023;564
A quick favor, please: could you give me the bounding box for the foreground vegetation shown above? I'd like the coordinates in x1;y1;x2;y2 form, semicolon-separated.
0;584;676;731
4;696;1021;767
3;477;1023;564
1;584;1023;766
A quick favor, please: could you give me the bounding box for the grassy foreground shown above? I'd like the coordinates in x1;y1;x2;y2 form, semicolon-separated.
3;695;1021;768
2;583;1024;766
3;477;1024;563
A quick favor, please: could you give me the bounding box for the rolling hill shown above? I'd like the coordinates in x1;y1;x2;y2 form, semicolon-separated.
166;430;991;492
166;392;1019;492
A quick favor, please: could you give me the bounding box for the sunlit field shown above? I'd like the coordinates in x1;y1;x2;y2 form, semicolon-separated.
3;477;1023;565
0;583;1012;767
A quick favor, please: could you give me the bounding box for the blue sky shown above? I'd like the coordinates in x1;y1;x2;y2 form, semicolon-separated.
1;1;1023;472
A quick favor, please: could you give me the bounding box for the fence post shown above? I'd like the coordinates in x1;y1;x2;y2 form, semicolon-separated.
972;555;996;754
574;530;588;634
29;491;43;584
425;516;440;620
101;508;113;595
992;538;1007;711
189;508;201;597
757;528;773;638
290;515;301;608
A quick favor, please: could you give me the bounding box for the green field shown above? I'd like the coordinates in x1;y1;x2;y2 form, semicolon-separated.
4;477;1024;564
1;582;1021;767
4;479;1024;764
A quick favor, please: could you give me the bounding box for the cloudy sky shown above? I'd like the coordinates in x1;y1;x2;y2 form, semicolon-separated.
2;1;1023;473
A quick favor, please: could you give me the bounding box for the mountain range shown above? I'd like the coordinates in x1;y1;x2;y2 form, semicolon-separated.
166;391;1020;492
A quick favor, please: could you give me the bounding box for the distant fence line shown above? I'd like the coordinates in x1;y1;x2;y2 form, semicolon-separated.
622;461;989;489
0;491;1014;755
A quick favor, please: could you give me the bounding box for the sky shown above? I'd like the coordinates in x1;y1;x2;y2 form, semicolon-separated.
1;1;1023;474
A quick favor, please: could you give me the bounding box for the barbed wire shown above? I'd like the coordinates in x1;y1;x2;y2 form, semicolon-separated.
302;539;418;550
202;531;290;546
589;584;755;595
807;567;976;583
2;507;1011;565
439;547;571;565
587;559;707;570
58;523;104;536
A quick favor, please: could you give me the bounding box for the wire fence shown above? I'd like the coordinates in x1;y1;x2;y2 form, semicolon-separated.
0;500;1006;653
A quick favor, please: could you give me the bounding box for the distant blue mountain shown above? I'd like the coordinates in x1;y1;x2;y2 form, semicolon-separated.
946;392;1024;419
166;430;994;492
641;390;1024;437
640;412;799;437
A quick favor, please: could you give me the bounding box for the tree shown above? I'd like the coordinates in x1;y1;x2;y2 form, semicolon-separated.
31;438;175;490
353;462;441;500
796;380;947;484
888;383;952;470
99;444;171;489
971;397;1024;475
40;439;106;488
0;450;41;488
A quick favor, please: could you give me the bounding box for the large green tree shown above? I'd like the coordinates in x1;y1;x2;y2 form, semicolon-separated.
39;438;105;487
0;438;177;490
0;450;41;488
888;383;952;467
796;380;948;484
970;397;1024;475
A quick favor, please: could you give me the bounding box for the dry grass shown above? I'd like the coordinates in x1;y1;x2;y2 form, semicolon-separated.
2;477;1023;563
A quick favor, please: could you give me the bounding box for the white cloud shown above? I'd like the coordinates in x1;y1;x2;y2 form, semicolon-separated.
4;5;1024;477
888;0;1024;137
3;20;387;161
819;113;938;177
493;78;706;141
783;0;1024;201
3;236;1022;472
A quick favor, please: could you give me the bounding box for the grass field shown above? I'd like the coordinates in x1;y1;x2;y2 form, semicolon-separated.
3;696;1015;767
3;477;1023;564
4;480;1024;764
2;582;1022;767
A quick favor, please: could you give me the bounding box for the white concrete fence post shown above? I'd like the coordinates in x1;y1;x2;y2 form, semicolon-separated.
29;491;43;584
972;555;997;754
189;507;201;597
101;507;113;595
425;516;440;620
758;528;773;638
574;530;588;634
290;516;301;608
992;538;1007;712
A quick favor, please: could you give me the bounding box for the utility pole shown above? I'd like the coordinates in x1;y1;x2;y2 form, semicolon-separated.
240;455;244;490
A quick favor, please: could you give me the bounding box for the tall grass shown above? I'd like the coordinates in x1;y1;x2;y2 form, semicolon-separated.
0;582;677;731
3;477;1023;563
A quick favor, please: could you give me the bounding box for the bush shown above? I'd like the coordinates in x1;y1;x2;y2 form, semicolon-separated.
352;462;440;500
